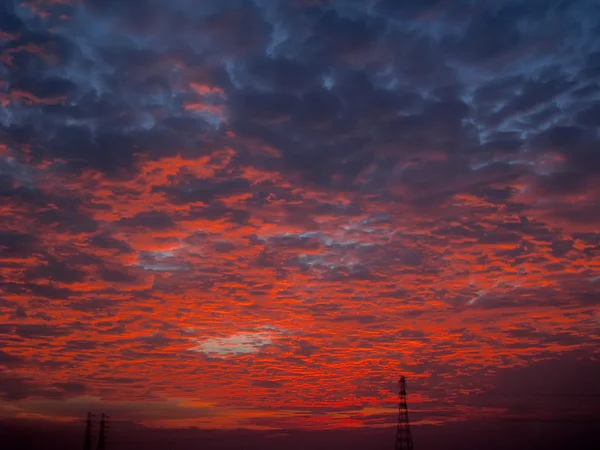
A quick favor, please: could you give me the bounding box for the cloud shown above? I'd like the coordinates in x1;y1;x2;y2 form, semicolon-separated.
0;0;599;432
0;375;88;401
190;331;276;357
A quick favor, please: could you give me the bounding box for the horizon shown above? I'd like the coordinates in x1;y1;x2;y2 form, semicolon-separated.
3;415;599;450
1;0;599;449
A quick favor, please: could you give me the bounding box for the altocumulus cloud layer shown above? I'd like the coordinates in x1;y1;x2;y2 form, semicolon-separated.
1;0;600;430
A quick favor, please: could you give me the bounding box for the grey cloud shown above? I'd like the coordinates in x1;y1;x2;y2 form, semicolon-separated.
0;375;87;401
251;379;284;389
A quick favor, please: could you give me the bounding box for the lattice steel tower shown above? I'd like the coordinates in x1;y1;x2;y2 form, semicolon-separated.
96;413;108;450
394;376;414;450
83;412;94;450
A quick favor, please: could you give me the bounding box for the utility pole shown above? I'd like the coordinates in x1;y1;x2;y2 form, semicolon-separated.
395;376;414;450
83;412;94;450
96;413;108;450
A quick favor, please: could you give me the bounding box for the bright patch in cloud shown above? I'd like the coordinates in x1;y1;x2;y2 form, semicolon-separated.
191;332;275;357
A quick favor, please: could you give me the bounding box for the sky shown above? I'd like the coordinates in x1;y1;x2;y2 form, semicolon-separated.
0;0;599;448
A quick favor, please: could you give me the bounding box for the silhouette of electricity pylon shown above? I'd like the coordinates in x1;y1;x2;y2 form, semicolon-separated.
96;413;109;450
394;376;414;450
83;412;95;450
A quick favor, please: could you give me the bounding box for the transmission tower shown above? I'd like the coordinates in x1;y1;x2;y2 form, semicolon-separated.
83;412;95;450
96;413;108;450
394;376;414;450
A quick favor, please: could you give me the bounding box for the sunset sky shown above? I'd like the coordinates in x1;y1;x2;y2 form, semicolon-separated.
1;0;599;448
